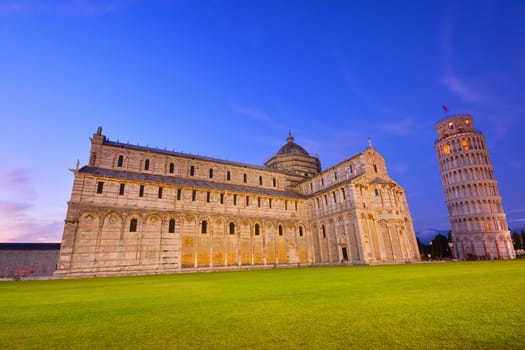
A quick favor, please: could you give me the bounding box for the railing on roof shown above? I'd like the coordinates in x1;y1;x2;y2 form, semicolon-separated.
434;113;474;125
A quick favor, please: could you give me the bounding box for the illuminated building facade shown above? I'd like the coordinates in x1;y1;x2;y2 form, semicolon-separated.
55;128;420;277
434;115;515;259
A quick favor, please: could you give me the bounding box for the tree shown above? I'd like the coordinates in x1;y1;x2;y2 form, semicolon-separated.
430;233;452;259
416;237;429;259
511;231;523;250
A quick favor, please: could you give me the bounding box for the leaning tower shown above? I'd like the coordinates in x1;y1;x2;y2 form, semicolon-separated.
434;114;515;260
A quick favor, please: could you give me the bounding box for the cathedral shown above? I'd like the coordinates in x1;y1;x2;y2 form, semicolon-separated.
55;127;420;278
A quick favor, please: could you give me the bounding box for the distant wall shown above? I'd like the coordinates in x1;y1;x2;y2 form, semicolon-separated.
0;244;60;278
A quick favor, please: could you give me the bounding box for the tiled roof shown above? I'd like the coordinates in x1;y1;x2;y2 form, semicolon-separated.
79;166;305;199
104;140;282;173
370;177;396;185
0;243;61;250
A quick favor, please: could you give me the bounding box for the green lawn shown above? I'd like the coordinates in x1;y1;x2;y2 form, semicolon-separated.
1;261;524;349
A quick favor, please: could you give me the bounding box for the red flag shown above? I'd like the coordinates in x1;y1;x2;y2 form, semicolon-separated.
442;105;449;113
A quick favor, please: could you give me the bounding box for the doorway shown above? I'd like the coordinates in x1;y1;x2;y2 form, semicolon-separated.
342;247;349;262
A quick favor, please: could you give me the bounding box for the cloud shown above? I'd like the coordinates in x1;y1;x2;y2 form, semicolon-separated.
0;201;32;216
509;161;524;170
67;0;137;16
0;218;63;243
0;169;34;197
377;118;416;136
0;3;24;15
439;11;493;106
390;163;410;176
0;0;137;17
0;200;63;242
441;75;480;104
231;103;284;130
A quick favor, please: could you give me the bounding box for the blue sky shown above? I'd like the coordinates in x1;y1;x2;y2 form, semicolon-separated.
1;0;524;243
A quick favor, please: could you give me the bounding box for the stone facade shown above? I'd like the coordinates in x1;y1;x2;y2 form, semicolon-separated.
55;128;420;278
434;114;515;259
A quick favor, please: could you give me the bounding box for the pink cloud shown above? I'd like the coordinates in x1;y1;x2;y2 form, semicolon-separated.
0;219;63;243
0;201;32;216
0;169;34;196
0;199;63;242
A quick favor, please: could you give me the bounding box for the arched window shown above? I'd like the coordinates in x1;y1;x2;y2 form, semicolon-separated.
190;166;195;176
130;218;138;232
201;220;207;234
169;163;175;174
349;164;353;173
192;190;196;201
96;181;104;194
443;144;451;155
255;223;260;236
373;164;378;173
229;222;235;235
227;171;231;181
462;139;469;151
259;176;263;185
144;159;150;171
321;225;326;238
233;194;237;205
117;155;124;167
278;225;283;236
209;168;213;178
168;219;176;233
299;226;303;237
243;173;247;183
273;178;276;187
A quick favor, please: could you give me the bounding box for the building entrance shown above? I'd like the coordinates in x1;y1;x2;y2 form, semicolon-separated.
342;247;349;262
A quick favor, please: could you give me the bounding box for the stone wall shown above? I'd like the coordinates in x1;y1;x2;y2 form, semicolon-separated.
0;244;60;278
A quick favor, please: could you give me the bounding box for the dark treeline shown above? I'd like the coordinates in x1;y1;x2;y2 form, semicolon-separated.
511;229;525;250
417;232;452;260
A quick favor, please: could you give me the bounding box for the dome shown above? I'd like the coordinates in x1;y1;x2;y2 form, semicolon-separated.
265;132;321;178
275;134;311;156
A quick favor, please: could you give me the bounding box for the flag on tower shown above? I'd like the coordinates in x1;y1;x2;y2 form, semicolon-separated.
442;105;449;113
